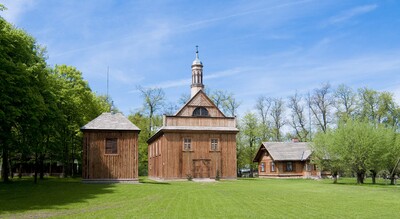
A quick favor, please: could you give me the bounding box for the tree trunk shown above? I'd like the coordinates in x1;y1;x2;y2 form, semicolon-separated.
389;158;400;185
9;157;13;179
71;155;75;177
63;138;69;178
371;171;377;184
390;173;396;185
332;172;338;184
1;144;9;183
49;158;52;176
356;172;364;184
34;151;38;184
18;162;22;178
39;153;44;179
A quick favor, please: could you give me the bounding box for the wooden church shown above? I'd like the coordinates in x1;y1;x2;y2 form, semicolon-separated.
147;49;239;180
81;112;140;183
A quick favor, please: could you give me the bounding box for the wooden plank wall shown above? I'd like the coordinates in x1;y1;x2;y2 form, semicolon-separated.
148;137;164;179
83;130;138;180
178;105;224;117
149;132;237;179
257;154;319;177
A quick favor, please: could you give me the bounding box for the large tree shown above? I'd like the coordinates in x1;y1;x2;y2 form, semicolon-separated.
288;92;309;142
129;112;151;176
238;112;261;177
138;86;165;136
222;94;241;117
0;16;48;182
334;84;357;121
312;119;398;184
308;83;333;133
270;98;286;141
52;64;102;177
255;95;271;141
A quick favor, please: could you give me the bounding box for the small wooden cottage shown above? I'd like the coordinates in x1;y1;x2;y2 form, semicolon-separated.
81;112;140;183
147;49;239;180
253;141;323;178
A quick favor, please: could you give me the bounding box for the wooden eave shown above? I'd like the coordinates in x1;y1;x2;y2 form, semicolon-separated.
253;144;268;162
147;126;239;144
81;129;140;133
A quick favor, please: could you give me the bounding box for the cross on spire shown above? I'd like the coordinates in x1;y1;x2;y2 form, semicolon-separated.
195;45;199;59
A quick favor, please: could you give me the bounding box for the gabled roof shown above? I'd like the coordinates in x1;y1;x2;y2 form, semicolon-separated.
253;142;312;162
81;112;140;131
174;90;226;117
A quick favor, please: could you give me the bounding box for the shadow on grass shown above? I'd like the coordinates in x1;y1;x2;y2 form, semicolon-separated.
321;177;398;187
139;177;171;185
0;177;116;214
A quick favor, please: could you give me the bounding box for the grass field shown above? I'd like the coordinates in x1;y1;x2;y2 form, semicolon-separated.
0;177;399;218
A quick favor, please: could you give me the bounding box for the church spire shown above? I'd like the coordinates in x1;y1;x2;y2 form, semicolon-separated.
191;45;204;98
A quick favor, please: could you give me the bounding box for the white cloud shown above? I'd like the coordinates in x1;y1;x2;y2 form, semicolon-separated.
328;4;378;25
139;67;244;91
178;0;315;31
1;0;35;24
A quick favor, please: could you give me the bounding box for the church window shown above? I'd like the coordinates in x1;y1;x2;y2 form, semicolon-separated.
183;138;192;151
211;139;218;151
192;107;209;117
105;138;117;154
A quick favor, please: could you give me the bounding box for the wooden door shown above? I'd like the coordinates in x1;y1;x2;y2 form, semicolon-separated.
192;159;211;178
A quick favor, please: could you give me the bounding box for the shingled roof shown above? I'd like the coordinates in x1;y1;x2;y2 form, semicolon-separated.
253;142;312;162
81;112;140;131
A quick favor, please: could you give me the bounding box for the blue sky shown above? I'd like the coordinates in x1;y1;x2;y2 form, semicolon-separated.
2;0;400;116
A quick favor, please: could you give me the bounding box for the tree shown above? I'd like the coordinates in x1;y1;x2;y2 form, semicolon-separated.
358;88;379;123
138;86;165;136
334;84;357;121
368;125;396;184
312;130;344;183
52;64;103;177
0;4;7;12
270;98;286;141
129;112;150;176
178;93;190;105
308;83;333;133
210;90;228;109
313;119;397;184
222;94;241;117
163;102;179;116
288;92;309;142
0;17;48;182
238;112;261;177
384;133;400;185
377;92;398;126
255;95;272;141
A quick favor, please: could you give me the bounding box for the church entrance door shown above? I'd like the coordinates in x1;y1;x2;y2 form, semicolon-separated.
192;159;211;178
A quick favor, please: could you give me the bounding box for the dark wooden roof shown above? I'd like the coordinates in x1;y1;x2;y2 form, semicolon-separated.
81;112;140;131
253;142;312;162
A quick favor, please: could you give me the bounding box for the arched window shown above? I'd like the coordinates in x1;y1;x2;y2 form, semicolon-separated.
192;107;209;117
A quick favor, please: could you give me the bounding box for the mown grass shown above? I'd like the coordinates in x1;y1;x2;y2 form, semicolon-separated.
0;177;399;218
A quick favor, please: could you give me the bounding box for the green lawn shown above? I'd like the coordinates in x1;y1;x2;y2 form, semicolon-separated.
0;177;399;218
